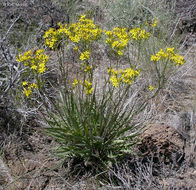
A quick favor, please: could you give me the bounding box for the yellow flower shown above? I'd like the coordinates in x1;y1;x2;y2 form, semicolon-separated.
117;50;123;56
119;69;123;74
38;63;46;74
151;55;160;62
152;20;158;27
105;38;112;44
23;87;32;97
73;46;78;51
31;65;37;70
112;41;120;48
16;55;23;62
80;51;90;61
109;68;118;76
22;81;28;86
110;76;119;87
166;47;175;55
35;49;44;55
72;79;79;87
85;87;93;95
156;49;168;59
170;54;185;66
104;30;113;37
148;85;154;91
32;83;38;89
24;50;32;57
80;14;86;20
84;80;92;86
57;22;63;28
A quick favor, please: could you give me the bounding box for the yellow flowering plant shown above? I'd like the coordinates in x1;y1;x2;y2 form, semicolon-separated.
43;23;70;50
150;47;185;90
17;15;185;173
108;67;140;87
104;27;130;56
16;49;49;98
104;25;151;70
129;27;150;41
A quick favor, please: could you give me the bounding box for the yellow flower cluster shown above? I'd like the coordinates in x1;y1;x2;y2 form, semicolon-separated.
44;15;102;49
170;54;185;66
79;50;90;61
104;27;130;56
69;15;102;43
72;79;93;95
16;49;48;74
43;23;69;49
151;47;185;66
122;68;140;84
22;81;38;97
72;78;80;87
108;67;140;87
16;49;48;97
129;28;150;40
104;27;150;56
